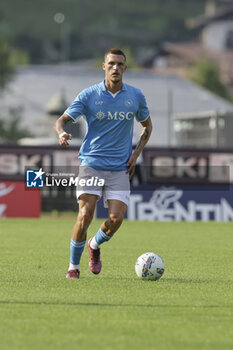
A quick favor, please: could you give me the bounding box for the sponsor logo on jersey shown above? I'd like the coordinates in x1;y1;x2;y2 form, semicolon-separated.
95;111;106;120
95;110;134;121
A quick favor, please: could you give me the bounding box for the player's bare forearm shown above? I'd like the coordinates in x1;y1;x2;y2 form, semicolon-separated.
134;117;152;157
55;113;73;146
127;116;152;178
54;113;71;135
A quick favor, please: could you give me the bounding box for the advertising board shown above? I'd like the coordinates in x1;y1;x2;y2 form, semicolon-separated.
97;184;233;222
0;181;41;218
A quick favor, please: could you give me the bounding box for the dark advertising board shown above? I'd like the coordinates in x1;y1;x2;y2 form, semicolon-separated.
143;148;233;184
1;145;233;220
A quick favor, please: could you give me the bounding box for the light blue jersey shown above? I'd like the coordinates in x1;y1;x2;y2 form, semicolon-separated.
65;81;150;170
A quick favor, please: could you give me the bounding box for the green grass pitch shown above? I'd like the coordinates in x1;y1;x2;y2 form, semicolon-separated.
0;218;233;350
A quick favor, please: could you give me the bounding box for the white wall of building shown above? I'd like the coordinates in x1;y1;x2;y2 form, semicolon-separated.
202;21;233;51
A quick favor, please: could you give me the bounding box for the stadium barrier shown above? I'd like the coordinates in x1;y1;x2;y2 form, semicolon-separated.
97;184;233;221
0;181;41;218
0;145;233;221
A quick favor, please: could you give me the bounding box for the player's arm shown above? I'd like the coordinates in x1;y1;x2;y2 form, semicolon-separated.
55;113;73;146
127;116;152;179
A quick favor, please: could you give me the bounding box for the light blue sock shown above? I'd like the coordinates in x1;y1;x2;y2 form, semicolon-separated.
70;238;86;265
94;228;112;246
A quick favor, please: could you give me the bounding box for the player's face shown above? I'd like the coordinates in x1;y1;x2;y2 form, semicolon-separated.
102;54;127;83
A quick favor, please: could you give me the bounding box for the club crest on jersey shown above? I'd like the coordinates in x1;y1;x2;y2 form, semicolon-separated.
125;99;133;107
95;110;106;120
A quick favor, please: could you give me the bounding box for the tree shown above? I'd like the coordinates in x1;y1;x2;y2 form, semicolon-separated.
0;38;14;91
188;59;232;101
0;107;33;143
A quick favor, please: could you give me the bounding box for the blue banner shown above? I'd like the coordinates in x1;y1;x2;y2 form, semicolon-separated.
96;184;233;222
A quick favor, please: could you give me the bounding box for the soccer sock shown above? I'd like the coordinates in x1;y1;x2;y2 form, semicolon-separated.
69;262;80;271
69;238;86;271
90;227;112;249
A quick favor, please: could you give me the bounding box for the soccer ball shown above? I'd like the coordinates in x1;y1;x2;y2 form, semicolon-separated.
135;252;165;281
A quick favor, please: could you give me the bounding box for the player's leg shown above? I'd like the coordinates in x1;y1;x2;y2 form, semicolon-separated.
87;170;129;274
66;193;98;279
91;199;127;247
88;199;127;274
101;199;127;234
72;193;98;241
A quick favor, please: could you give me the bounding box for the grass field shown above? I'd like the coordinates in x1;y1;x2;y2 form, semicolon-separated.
0;219;233;350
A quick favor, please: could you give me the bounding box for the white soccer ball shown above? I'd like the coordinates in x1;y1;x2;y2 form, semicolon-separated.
135;252;165;281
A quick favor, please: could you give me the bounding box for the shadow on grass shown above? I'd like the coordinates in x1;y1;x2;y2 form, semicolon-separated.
97;277;233;284
159;278;233;284
160;278;233;284
0;300;232;308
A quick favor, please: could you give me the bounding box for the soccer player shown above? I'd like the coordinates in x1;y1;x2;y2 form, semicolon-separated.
55;48;152;279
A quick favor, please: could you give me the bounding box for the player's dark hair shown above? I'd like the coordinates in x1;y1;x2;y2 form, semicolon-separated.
104;48;126;61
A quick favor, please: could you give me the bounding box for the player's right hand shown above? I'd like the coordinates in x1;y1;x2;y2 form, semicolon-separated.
59;133;72;146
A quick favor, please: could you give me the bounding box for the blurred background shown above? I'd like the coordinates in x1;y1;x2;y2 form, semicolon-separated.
0;0;233;220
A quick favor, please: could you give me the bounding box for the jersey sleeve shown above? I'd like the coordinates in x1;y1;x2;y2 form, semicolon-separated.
136;90;150;122
64;90;87;121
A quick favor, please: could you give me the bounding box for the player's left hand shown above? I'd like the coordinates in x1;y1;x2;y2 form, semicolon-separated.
126;153;138;179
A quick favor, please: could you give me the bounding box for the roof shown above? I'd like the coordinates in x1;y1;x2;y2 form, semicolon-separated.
186;4;233;29
163;42;233;64
161;42;233;85
0;64;233;146
173;110;233;120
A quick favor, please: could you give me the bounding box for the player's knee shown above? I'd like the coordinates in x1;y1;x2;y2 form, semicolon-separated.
109;213;123;229
78;207;94;226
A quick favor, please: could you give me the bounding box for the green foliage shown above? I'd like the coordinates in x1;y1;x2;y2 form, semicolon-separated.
0;0;209;63
0;219;233;349
0;106;33;142
121;47;140;69
0;38;14;91
188;59;232;101
9;47;29;65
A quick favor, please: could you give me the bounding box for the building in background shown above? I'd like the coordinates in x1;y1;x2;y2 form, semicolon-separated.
0;63;233;147
173;110;233;148
153;0;233;88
